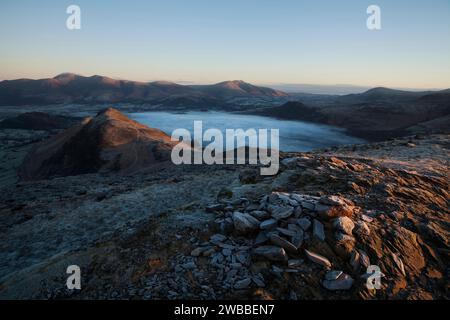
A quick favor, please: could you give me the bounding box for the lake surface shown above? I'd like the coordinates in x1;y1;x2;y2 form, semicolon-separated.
129;111;364;152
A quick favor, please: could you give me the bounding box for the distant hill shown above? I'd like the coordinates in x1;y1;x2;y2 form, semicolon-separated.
189;80;287;99
249;87;450;141
336;87;436;104
0;112;81;130
0;74;289;107
249;101;325;123
266;83;372;95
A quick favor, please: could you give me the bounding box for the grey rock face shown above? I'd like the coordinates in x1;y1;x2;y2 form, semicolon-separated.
276;227;297;237
250;210;270;220
268;205;294;220
325;270;343;281
297;218;311;230
210;234;227;244
232;212;260;234
322;273;354;290
269;234;298;253
320;195;347;206
313;219;325;241
234;278;252;289
291;229;304;249
260;219;277;230
288;259;304;268
253;246;288;262
254;232;268;245
301;201;315;211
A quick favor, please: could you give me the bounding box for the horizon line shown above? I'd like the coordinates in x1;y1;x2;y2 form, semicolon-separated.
0;72;448;93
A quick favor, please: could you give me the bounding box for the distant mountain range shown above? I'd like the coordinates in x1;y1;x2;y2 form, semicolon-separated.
0;73;288;108
250;87;450;141
1;73;449;141
1;73;448;112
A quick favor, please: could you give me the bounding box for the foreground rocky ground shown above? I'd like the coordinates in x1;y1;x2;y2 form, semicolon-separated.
0;127;448;299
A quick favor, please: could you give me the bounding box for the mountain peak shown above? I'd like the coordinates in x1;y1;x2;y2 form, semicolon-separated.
96;107;125;117
54;72;80;80
19;108;176;180
150;80;179;86
363;87;398;94
215;80;248;87
206;80;288;98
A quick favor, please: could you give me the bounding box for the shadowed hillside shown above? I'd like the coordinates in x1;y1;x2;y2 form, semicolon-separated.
249;88;450;141
19;108;177;180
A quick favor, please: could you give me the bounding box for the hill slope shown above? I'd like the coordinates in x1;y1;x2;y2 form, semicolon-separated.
0;112;81;130
251;87;450;141
0;133;448;299
19;108;177;180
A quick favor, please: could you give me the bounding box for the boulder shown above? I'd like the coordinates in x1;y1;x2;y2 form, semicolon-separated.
304;249;332;268
269;234;298;254
234;278;252;289
250;210;270;220
232;212;260;234
332;217;355;235
260;219;277;230
268;205;294;220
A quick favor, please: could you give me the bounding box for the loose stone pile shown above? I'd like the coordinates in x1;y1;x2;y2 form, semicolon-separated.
188;191;382;292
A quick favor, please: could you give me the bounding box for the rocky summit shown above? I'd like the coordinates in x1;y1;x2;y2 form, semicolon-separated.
0;111;448;300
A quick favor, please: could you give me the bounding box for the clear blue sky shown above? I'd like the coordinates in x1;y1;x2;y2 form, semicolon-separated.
1;0;449;88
